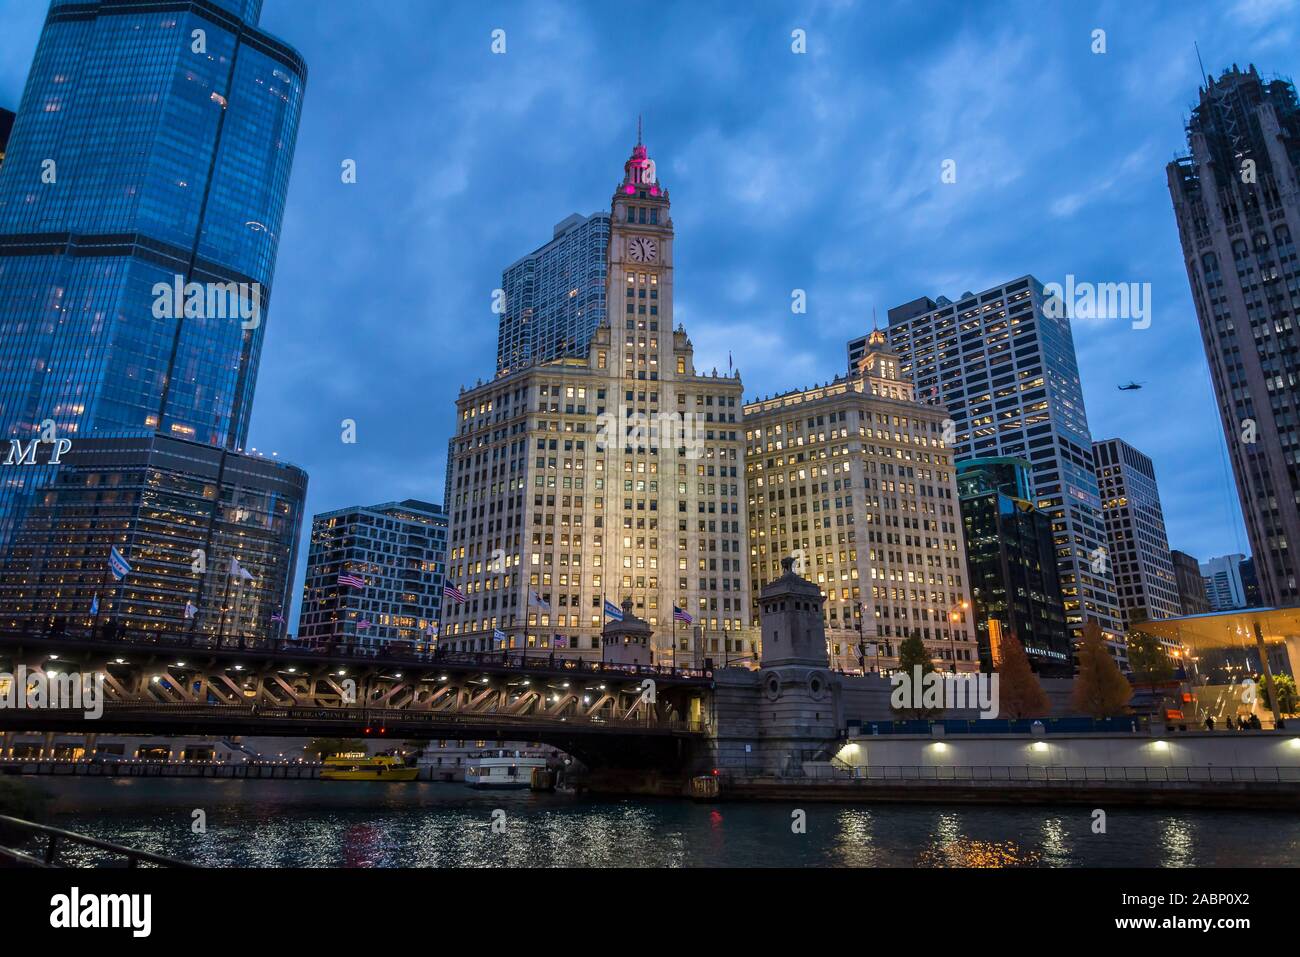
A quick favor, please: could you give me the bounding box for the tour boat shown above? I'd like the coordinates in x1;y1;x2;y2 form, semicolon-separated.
320;752;419;782
464;750;548;789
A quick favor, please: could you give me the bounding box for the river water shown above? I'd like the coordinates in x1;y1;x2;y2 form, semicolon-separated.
23;777;1300;867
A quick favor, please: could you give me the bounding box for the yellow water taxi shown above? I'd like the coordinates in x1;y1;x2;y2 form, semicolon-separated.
320;752;419;782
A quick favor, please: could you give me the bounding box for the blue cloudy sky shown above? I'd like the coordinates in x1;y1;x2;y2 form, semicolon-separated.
1;0;1297;620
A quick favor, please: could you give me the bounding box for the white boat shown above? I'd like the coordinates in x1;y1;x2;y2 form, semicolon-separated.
465;750;548;789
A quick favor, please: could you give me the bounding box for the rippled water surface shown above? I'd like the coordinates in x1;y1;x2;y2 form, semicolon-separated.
24;778;1300;867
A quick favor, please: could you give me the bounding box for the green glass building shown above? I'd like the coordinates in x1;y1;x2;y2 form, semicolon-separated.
958;456;1072;676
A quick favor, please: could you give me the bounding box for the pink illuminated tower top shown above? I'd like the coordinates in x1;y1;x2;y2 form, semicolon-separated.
621;115;662;195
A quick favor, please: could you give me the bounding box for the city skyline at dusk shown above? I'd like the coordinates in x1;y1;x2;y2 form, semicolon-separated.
3;0;1300;917
3;0;1293;622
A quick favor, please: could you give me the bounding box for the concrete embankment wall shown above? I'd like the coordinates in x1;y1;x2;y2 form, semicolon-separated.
838;730;1300;770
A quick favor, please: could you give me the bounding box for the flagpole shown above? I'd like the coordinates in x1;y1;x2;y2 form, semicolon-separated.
92;555;111;638
218;565;234;648
233;578;245;649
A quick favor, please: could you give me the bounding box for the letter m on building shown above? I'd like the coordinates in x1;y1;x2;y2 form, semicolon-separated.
3;439;39;465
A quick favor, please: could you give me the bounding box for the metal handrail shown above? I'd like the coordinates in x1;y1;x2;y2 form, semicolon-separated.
0;814;195;868
752;764;1300;785
28;700;707;734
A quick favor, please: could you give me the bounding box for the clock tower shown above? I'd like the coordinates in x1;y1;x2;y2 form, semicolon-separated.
607;124;673;378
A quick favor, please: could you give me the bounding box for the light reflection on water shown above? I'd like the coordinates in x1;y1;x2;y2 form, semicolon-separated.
25;778;1300;868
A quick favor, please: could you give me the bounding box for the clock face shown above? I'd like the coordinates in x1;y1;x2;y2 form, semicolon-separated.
628;236;657;263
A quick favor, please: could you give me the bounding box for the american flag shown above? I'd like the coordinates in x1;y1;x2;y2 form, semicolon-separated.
673;605;694;625
357;619;371;630
443;582;466;605
553;635;568;648
270;611;285;624
338;573;366;589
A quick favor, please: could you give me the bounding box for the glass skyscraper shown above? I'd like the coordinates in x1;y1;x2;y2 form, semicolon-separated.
0;0;306;553
957;456;1071;676
297;500;448;649
496;212;609;374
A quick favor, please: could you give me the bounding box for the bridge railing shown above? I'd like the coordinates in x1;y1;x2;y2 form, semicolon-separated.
48;701;708;735
0;628;714;682
728;764;1300;785
0;814;195;868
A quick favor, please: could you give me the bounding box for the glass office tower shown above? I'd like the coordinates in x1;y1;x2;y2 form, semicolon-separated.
297;500;449;649
496;212;610;374
957;457;1071;677
0;0;306;555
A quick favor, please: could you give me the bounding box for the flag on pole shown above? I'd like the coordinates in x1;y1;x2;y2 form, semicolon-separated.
270;611;285;624
357;619;371;630
108;546;132;581
529;590;550;610
553;635;568;648
492;628;507;647
184;600;198;620
603;599;623;622
337;573;366;589
443;582;466;605
229;557;254;581
90;594;99;616
673;605;694;625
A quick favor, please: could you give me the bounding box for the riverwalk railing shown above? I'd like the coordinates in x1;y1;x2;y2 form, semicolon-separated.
727;764;1300;785
0;815;195;868
0;628;714;682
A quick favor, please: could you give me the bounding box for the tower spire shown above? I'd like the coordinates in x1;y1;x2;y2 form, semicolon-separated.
637;113;643;146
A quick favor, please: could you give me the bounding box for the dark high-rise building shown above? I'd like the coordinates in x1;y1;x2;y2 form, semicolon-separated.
1092;438;1182;628
297;500;448;648
1171;548;1211;615
1167;64;1300;606
0;108;15;167
867;275;1125;664
0;0;307;557
0;435;307;641
957;457;1072;677
1240;556;1262;606
496;212;610;374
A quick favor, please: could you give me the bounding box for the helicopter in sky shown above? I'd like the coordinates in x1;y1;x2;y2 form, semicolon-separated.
1117;381;1144;392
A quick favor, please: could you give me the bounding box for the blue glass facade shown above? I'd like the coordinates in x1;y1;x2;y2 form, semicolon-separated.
0;0;306;555
497;212;609;374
